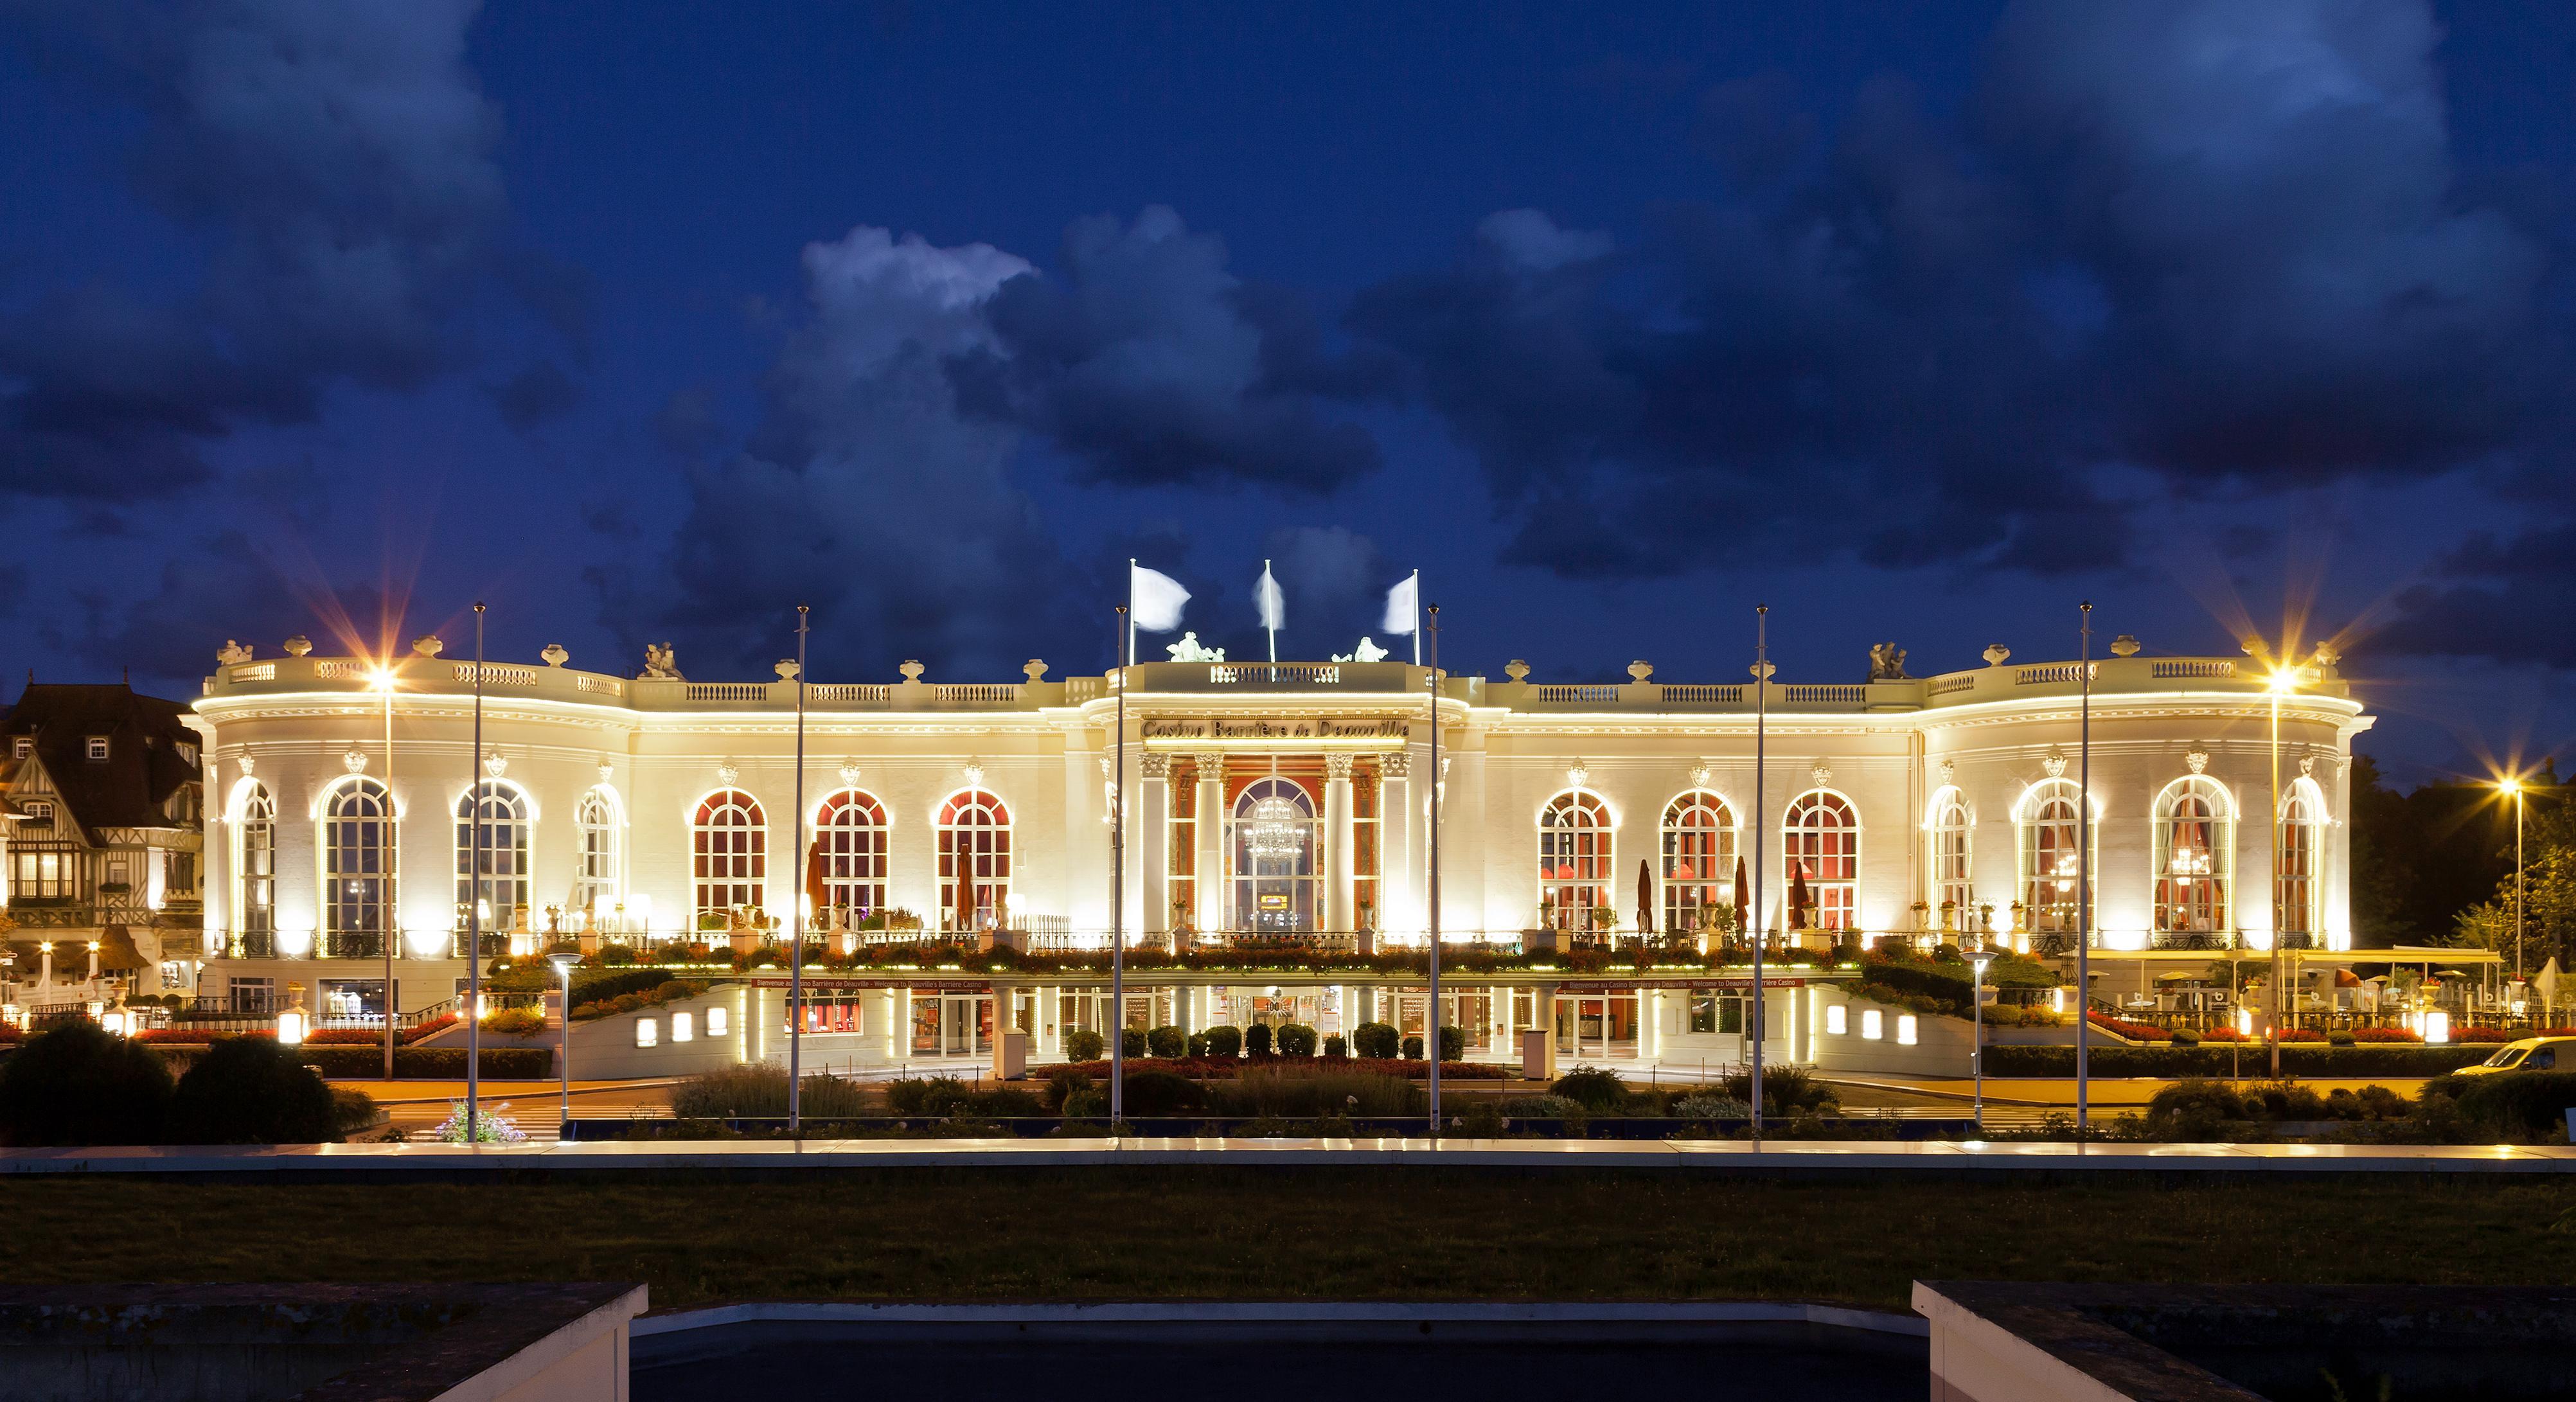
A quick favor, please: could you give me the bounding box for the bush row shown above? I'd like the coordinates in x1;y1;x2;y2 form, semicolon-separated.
1055;1055;1513;1081
289;1046;552;1079
0;1023;373;1146
1982;1044;2492;1078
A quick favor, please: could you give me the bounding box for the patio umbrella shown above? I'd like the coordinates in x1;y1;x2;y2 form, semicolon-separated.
1637;859;1655;938
1788;864;1810;931
953;863;978;933
1732;856;1749;936
803;839;829;928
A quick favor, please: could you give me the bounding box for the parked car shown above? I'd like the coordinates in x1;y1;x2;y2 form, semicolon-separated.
2455;1036;2576;1077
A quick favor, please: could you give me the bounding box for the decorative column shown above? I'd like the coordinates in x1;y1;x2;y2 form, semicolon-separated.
1140;752;1171;941
1379;750;1414;939
1324;752;1356;934
1196;759;1226;935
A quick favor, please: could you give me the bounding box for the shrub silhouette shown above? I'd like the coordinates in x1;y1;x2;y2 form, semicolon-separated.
167;1037;339;1144
0;1022;172;1146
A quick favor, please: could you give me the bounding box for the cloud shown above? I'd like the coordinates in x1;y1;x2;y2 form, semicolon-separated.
0;0;529;497
954;206;1387;492
484;362;582;433
1346;0;2561;593
603;226;1081;680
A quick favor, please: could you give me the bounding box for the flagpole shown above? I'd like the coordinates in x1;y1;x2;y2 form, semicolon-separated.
467;602;484;1144
1111;601;1128;1127
1750;605;1768;1153
2077;602;2093;1146
1409;569;1421;666
1265;558;1277;663
1426;603;1442;1138
789;605;808;1137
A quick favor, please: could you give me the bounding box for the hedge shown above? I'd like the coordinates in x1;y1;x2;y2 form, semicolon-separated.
1056;1055;1511;1081
292;1046;551;1079
1981;1044;2492;1078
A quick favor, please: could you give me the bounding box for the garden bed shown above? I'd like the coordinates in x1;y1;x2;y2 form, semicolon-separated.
1054;1056;1514;1081
1982;1044;2492;1078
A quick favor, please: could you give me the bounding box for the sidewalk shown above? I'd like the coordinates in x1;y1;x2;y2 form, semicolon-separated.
1;1136;2566;1175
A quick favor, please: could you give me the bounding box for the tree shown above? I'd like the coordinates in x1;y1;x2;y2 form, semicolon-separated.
2453;799;2576;975
2346;754;2420;946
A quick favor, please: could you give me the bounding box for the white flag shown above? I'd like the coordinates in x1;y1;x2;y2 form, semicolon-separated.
1381;572;1418;635
1130;563;1190;632
1254;561;1284;632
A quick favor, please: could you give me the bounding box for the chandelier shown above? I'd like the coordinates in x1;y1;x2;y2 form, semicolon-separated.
1243;794;1307;860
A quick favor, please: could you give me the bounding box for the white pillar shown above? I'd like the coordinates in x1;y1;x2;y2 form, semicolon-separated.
1196;761;1226;934
1324;752;1355;933
1141;753;1170;939
1380;750;1415;937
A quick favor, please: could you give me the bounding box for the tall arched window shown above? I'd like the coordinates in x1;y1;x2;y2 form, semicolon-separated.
1660;792;1736;934
1782;791;1860;930
815;788;888;921
693;790;767;919
454;781;532;925
2277;777;2325;943
321;777;396;957
234;782;275;955
1230;776;1318;932
937;788;1011;932
575;787;621;918
1538;790;1613;932
2014;779;2093;936
2153;776;2235;934
1927;788;1973;928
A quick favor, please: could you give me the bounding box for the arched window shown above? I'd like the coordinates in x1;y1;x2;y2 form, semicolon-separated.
1660;792;1736;935
2014;779;2094;936
937;788;1011;932
575;788;621;918
693;790;767;919
815;788;888;921
1927;788;1973;929
234;782;275;955
1782;791;1860;930
1230;776;1319;932
321;777;395;956
1538;790;1613;933
454;781;531;925
2277;777;2325;942
2153;776;2234;934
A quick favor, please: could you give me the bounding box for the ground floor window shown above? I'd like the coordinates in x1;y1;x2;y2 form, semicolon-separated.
1685;992;1748;1035
794;995;869;1035
910;993;993;1058
1554;991;1641;1058
319;978;392;1023
227;976;276;1015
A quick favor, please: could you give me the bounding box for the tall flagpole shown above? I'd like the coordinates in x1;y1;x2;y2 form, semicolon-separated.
790;605;808;1136
1265;558;1277;664
380;658;396;1081
1426;602;1442;1137
1409;569;1421;666
2077;602;2093;1143
1750;605;1768;1151
467;602;484;1143
1111;602;1128;1125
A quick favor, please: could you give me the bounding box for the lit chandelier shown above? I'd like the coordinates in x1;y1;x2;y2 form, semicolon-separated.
1243;792;1306;860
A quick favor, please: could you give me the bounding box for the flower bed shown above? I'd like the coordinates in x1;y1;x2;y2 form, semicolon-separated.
290;1046;552;1079
571;978;707;1022
1982;1043;2492;1078
2087;1011;2169;1042
1054;1055;1513;1081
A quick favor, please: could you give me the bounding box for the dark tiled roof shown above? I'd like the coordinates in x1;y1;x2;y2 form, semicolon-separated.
0;684;200;837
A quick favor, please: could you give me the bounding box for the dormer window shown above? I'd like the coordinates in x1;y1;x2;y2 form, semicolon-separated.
86;737;109;762
22;801;51;826
177;741;199;766
10;738;27;759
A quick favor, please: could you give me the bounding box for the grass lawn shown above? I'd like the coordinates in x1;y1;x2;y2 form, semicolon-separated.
10;1169;2573;1310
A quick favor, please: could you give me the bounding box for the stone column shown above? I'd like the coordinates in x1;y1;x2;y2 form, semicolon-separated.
1140;753;1170;941
1379;750;1414;939
1196;760;1227;935
1324;752;1356;934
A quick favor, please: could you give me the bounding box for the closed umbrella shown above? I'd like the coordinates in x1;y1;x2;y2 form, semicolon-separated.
1788;864;1811;931
1732;856;1750;937
953;860;978;934
1637;859;1655;939
804;840;829;930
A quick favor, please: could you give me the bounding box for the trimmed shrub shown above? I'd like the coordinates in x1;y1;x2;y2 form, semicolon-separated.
331;1087;380;1137
672;1065;792;1118
973;1087;1045;1117
885;1076;973;1115
1146;1025;1186;1059
482;1008;546;1037
1437;1025;1466;1061
1672;1094;1752;1121
1185;1031;1211;1058
1244;1023;1273;1056
1043;1069;1094;1112
290;1047;551;1079
1201;1025;1243;1058
1549;1066;1628;1111
1065;1029;1105;1062
1353;1022;1399;1060
1120;1069;1206;1115
0;1022;174;1146
2170;1027;2203;1046
1120;1028;1148;1058
1982;1044;2491;1078
1504;1093;1589;1131
1322;1034;1348;1058
1275;1023;1319;1058
1719;1063;1839;1113
2444;1071;2576;1140
167;1036;341;1144
1399;1034;1423;1060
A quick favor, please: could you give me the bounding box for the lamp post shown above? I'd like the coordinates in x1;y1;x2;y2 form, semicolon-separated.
2259;649;2318;1078
549;953;576;1135
1970;952;1993;1135
2499;776;2527;988
371;662;398;1081
2076;603;2092;1143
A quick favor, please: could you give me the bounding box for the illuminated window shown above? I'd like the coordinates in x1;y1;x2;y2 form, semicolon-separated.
85;736;108;762
322;777;396;955
937;788;1011;932
1825;1003;1848;1036
815;788;889;921
1782;790;1860;930
1860;1007;1883;1040
693;790;767;919
236;783;276;945
2153;776;2234;934
635;1016;659;1048
1927;788;1973;928
671;1011;695;1042
575;788;621;917
1896;1014;1918;1046
1660;792;1737;936
706;1004;729;1037
1229;775;1318;932
1538;790;1613;932
454;781;531;925
2277;778;2325;939
2015;779;2095;936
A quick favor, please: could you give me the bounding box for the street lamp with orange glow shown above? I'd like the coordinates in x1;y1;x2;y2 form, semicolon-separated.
2498;774;2527;987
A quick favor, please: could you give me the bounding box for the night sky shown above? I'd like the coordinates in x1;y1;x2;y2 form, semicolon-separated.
2;1;2570;782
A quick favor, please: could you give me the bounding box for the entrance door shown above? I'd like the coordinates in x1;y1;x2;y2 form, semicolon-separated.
1554;993;1640;1059
942;995;991;1056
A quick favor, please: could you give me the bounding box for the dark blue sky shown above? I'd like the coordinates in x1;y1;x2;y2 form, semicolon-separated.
2;0;2570;783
